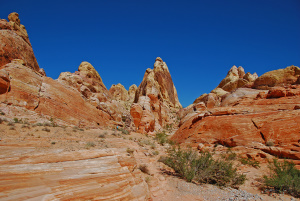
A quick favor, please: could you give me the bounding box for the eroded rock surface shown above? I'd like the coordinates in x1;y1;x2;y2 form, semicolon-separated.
131;57;182;134
109;83;129;101
0;147;150;200
0;13;40;72
173;75;300;165
0;61;112;127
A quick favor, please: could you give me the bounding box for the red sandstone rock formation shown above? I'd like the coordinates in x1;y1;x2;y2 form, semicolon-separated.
0;13;40;72
109;83;129;101
253;65;300;89
0;148;151;200
172;66;300;165
131;57;182;134
58;62;127;124
0;61;112;127
193;65;258;108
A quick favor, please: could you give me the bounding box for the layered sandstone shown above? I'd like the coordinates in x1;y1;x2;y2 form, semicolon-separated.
131;57;182;134
0;61;112;127
172;66;300;165
0;13;40;72
58;62;126;124
0;147;150;200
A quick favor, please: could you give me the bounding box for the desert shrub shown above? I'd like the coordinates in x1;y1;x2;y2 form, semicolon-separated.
266;141;275;147
160;146;246;187
85;142;96;149
42;127;50;132
126;148;134;155
13;118;20;123
239;157;260;168
118;127;130;135
152;150;159;156
155;132;168;145
221;149;237;161
9;126;15;130
263;159;300;198
98;134;105;138
51;141;56;145
21;124;30;128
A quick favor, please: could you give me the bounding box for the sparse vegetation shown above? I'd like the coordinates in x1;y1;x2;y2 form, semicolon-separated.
126;148;134;155
33;123;43;127
239;157;260;168
155;131;168;145
118;127;130;135
160;146;246;187
221;149;237;161
13;118;20;123
152;150;159;156
263;159;300;198
42;127;50;132
98;134;105;138
85;142;96;149
21;124;30;128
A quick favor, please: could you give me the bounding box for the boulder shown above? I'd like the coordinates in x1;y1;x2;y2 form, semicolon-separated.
193;93;220;108
253;65;300;89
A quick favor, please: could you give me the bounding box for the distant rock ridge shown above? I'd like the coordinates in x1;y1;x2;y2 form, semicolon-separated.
0;12;40;72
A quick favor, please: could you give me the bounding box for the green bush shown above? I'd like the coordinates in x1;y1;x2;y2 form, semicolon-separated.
239;157;260;168
118;127;130;135
160;146;246;187
263;159;300;198
155;132;168;145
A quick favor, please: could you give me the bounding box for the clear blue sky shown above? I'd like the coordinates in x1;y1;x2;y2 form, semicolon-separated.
1;0;300;107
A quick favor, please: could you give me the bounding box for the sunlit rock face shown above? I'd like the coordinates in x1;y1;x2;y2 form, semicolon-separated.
0;12;40;72
131;57;182;134
58;61;128;125
193;65;258;109
0;148;151;200
253;65;300;89
173;65;300;166
109;83;129;101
